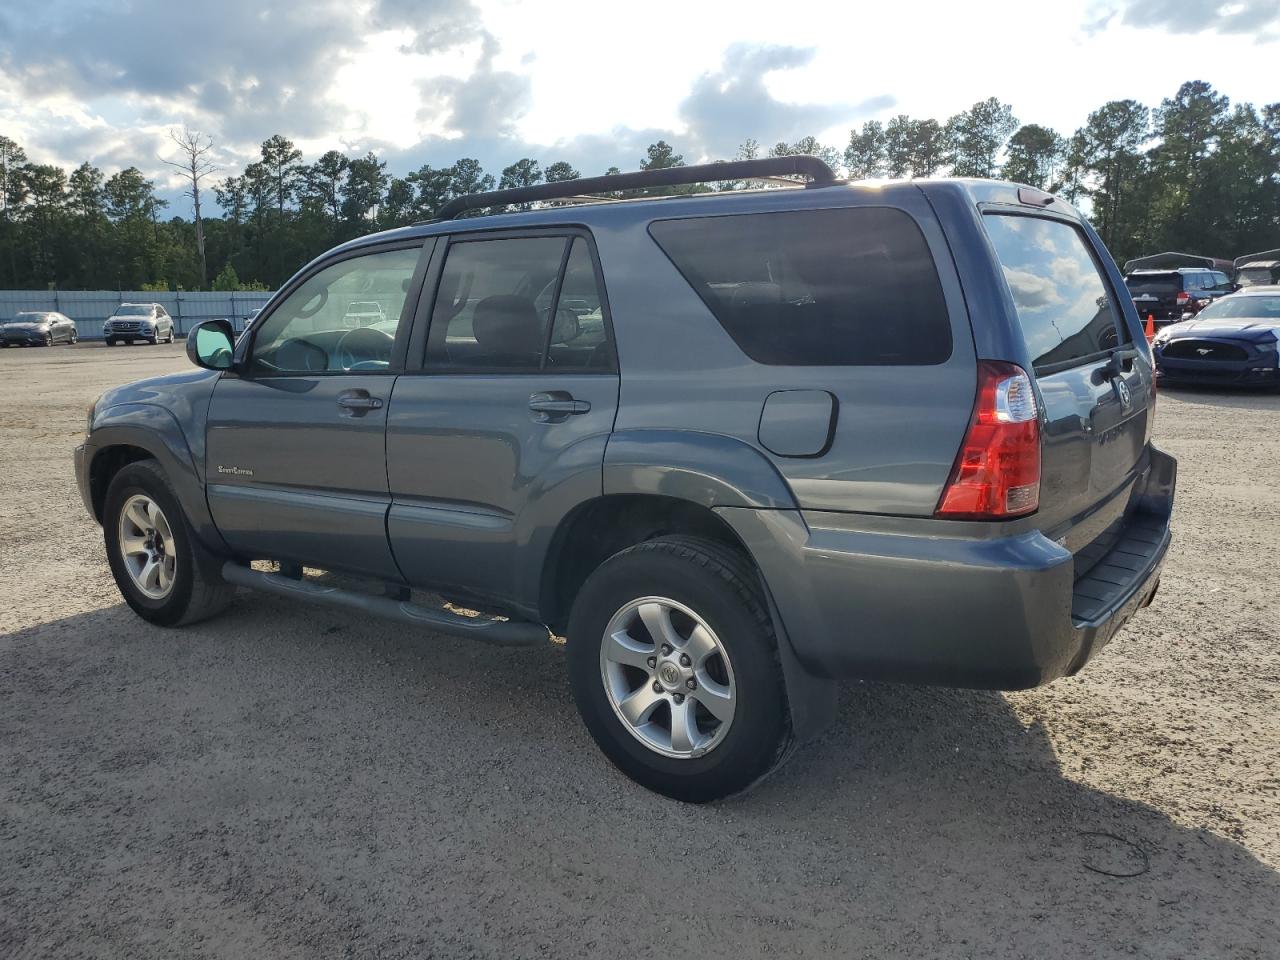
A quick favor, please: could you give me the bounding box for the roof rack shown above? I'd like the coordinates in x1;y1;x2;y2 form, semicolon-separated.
431;155;844;221
1122;251;1233;273
1234;248;1280;269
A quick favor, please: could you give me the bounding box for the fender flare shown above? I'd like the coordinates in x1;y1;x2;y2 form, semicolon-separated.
602;429;798;509
86;403;229;554
603;430;835;741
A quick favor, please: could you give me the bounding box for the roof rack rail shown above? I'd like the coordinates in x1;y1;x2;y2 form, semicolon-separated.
431;155;844;221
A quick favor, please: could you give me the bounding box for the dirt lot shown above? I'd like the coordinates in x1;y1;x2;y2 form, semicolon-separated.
1;341;1277;959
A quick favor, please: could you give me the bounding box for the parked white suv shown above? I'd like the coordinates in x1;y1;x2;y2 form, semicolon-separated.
103;303;175;346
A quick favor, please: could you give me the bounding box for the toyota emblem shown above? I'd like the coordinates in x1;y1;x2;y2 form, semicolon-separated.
1114;378;1132;410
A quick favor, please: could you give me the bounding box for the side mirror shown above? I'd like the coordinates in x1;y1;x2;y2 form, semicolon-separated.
186;319;236;371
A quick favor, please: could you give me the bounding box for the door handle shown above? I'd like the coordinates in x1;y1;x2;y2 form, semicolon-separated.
337;390;384;416
529;392;590;421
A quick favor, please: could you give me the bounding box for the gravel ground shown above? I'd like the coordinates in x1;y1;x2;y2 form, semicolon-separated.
1;341;1278;959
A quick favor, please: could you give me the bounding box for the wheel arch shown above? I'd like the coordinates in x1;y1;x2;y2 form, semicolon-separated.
541;492;837;744
87;404;229;554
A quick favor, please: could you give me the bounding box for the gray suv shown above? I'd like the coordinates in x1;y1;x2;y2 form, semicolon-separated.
75;157;1175;801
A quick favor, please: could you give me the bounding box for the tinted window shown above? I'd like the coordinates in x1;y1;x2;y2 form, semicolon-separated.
1125;273;1180;295
649;207;950;365
426;236;609;371
985;214;1123;369
250;246;420;374
539;238;612;370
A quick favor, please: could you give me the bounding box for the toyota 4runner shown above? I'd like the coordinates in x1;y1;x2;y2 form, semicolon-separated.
76;157;1175;801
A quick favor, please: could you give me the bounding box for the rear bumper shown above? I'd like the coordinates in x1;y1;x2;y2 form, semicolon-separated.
717;446;1176;690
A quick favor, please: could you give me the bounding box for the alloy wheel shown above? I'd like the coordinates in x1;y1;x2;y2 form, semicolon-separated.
117;494;177;600
599;596;737;758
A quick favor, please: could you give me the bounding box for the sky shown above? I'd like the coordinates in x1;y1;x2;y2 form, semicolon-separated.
0;0;1275;213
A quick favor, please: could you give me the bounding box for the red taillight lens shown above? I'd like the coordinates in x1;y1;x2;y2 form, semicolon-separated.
1176;291;1190;304
935;361;1041;520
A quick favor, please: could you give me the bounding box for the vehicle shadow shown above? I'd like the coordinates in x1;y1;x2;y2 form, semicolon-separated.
1;597;1276;959
1159;382;1280;410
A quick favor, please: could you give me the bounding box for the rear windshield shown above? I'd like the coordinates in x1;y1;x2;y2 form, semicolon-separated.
984;214;1123;369
649;207;951;366
1124;273;1181;294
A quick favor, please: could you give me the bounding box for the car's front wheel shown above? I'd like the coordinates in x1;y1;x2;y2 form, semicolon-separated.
567;536;791;802
103;460;233;626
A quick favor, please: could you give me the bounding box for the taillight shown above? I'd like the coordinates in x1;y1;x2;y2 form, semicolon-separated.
1176;291;1190;305
936;361;1041;520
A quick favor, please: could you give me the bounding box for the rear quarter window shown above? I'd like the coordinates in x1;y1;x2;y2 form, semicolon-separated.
648;207;951;366
985;214;1124;370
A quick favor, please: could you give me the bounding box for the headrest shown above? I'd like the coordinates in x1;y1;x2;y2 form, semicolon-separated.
472;295;543;360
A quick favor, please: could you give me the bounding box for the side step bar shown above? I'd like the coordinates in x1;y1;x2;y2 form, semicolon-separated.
220;562;549;647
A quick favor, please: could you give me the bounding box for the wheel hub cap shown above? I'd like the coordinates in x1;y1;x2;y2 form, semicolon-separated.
599;596;737;759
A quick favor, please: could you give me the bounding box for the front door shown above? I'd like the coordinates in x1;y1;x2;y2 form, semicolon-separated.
205;242;426;580
386;231;619;610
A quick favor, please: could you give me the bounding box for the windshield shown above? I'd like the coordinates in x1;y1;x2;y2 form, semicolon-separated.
12;313;47;322
113;305;153;317
1196;295;1280;321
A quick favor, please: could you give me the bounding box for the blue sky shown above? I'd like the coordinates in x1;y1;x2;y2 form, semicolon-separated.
0;0;1275;213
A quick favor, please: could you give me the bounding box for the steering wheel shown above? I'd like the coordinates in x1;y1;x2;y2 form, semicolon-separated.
336;326;395;371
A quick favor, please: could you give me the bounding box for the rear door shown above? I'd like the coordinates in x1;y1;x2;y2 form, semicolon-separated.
385;230;619;607
983;213;1150;537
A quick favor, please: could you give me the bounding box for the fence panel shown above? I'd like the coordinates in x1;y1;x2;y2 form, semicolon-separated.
0;290;276;339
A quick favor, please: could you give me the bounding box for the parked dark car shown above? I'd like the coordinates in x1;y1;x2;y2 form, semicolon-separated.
103;303;175;346
1124;267;1234;326
0;311;78;346
1152;286;1280;388
75;160;1175;801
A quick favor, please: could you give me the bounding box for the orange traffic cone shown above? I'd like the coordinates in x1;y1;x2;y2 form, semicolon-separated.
1145;313;1155;341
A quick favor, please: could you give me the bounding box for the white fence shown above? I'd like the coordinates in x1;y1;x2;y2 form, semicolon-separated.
0;290;276;339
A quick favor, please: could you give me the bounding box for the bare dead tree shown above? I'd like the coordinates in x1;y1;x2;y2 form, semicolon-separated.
163;126;218;288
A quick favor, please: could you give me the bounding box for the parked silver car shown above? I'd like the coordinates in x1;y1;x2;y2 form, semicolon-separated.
103;303;175;346
0;311;79;346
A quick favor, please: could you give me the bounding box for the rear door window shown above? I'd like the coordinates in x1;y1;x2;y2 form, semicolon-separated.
425;235;613;372
984;214;1126;370
649;207;951;366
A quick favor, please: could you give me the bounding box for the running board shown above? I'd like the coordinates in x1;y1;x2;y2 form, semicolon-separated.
220;562;549;647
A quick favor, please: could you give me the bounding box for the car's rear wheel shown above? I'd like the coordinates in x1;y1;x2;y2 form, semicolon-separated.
567;536;791;802
103;460;233;626
69;329;78;344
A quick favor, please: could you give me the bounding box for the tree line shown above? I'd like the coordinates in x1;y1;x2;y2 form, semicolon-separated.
0;79;1276;291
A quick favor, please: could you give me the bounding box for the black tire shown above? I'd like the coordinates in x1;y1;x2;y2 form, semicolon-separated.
44;333;53;347
103;459;233;627
567;536;791;802
105;339;115;347
69;330;78;344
